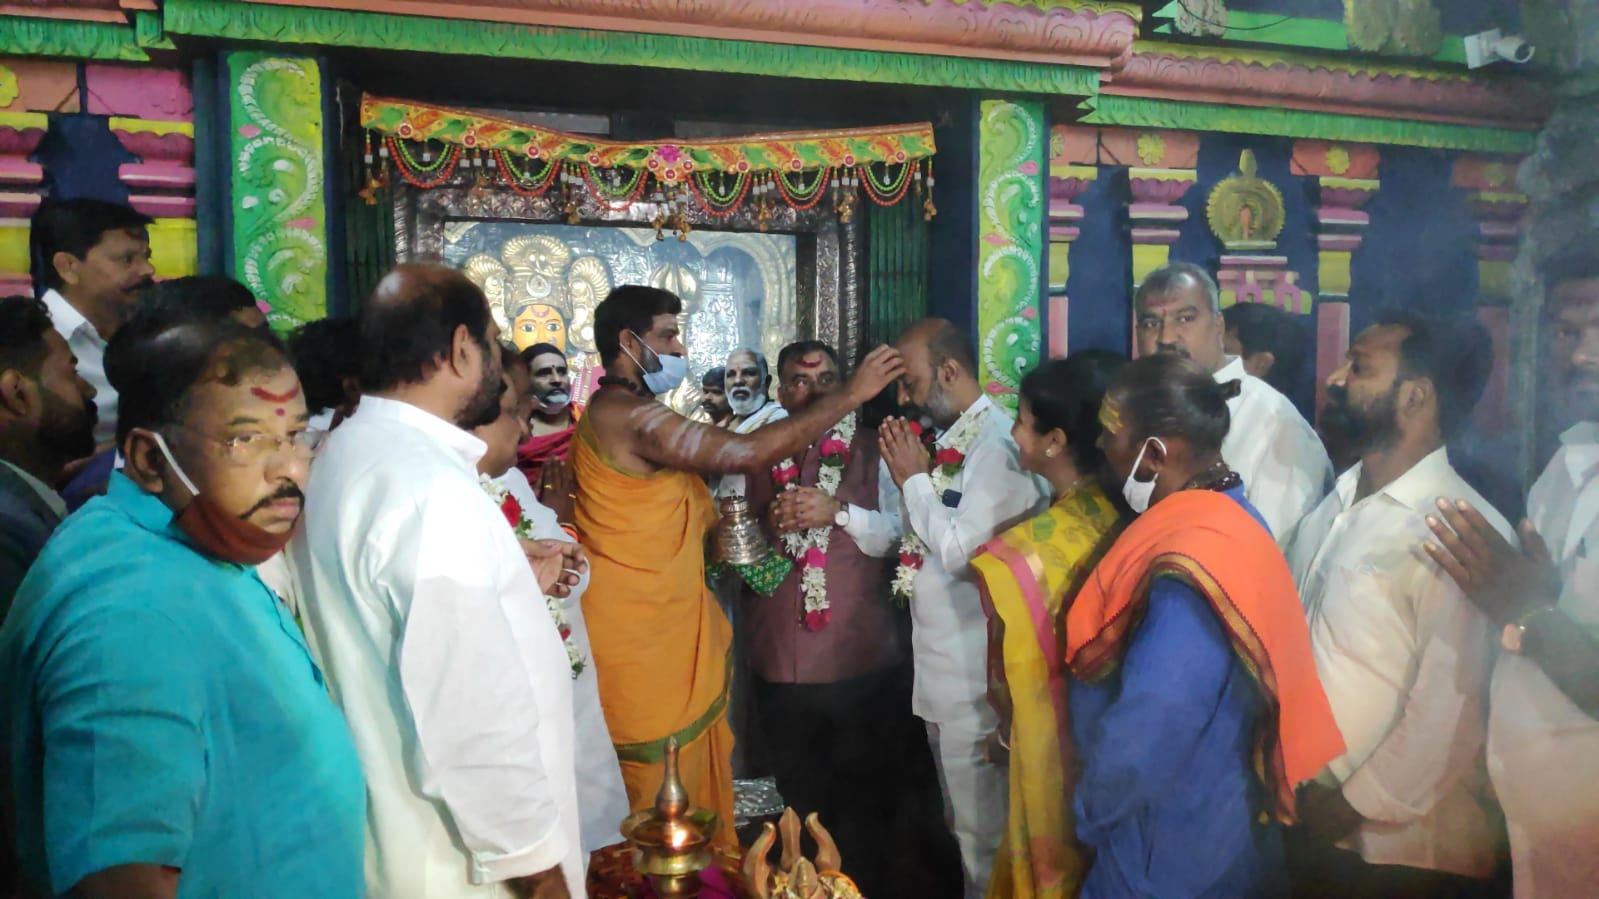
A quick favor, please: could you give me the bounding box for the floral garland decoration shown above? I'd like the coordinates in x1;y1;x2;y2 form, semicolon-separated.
479;474;587;678
892;407;989;603
770;415;856;632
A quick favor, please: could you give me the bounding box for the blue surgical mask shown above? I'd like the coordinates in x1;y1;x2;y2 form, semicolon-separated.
623;331;687;395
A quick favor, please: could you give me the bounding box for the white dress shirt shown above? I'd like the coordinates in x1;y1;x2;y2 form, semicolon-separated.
498;468;630;857
42;288;115;445
714;399;789;500
1214;356;1332;545
1488;421;1599;898
293;397;585;899
1289;447;1505;877
893;396;1048;725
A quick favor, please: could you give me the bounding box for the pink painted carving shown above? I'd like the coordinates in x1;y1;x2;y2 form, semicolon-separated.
1105;51;1551;128
1128;175;1194;205
0;158;44;187
128;195;196;218
0;127;46;156
1319;185;1378;210
112;131;195;164
242;0;1139;67
85;64;194;119
117;163;196;191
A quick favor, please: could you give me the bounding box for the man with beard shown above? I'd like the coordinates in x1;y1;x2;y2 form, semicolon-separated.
30;199;156;446
294;265;589;899
0;296;97;616
1286;311;1507;897
876;318;1047;899
1136;263;1330;544
715;347;790;501
699;365;732;427
475;344;631;861
574;285;903;844
1421;257;1599;897
517;342;582;514
0;315;364;897
743;339;917;898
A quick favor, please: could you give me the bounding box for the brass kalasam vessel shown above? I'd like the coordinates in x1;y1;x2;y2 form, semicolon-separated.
620;737;719;898
714;494;776;567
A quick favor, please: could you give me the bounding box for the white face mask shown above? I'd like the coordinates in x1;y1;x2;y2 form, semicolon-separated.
538;388;572;413
622;331;687;395
1120;436;1165;514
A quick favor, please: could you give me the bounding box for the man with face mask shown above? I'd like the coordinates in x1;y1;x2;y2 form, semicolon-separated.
516;342;582;507
575;285;904;844
875;318;1048;899
1286;311;1509;896
0;296;97;616
1136;262;1331;544
0;315;365;898
294;264;589;899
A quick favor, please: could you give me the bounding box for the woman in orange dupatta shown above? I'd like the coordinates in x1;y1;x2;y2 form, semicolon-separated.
971;353;1126;899
1064;355;1344;899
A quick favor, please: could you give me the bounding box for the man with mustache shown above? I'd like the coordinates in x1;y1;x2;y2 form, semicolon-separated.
517;342;582;520
0;314;365;898
715;347;789;502
1136;263;1331;544
29;199;156;447
699;365;733;427
0;296;98;618
1287;311;1507;896
294;265;588;899
876;318;1048;899
1422;256;1599;897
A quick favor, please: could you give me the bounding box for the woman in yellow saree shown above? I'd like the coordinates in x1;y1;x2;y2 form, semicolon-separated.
972;352;1127;899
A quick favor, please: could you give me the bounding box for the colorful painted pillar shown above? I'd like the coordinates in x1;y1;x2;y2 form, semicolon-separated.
1453;154;1528;436
1045;139;1095;358
1293;141;1379;424
975;99;1046;412
224;51;331;330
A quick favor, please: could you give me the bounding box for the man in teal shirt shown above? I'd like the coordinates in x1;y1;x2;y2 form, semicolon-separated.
0;314;365;897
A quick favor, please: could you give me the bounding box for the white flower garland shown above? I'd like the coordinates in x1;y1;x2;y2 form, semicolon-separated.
892;405;990;603
479;474;587;678
771;415;856;631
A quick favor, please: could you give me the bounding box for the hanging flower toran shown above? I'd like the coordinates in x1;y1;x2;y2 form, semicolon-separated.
479;474;587;678
771;415;856;631
891;406;989;604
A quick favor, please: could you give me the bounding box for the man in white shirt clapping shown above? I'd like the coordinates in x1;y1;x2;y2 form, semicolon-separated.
1287;311;1507;896
876;319;1047;899
1136;262;1331;544
295;265;588;899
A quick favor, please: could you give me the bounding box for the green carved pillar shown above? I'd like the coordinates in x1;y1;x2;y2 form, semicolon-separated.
975;99;1046;414
226;52;331;330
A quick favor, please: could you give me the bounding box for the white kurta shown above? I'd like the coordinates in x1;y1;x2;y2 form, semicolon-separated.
884;396;1047;899
1289;448;1506;877
293;397;585;899
1214;356;1332;546
42;288;115;445
498;468;631;856
713;400;789;500
1488;421;1599;898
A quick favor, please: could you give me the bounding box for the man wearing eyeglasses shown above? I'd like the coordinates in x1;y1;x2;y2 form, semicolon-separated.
0;315;365;898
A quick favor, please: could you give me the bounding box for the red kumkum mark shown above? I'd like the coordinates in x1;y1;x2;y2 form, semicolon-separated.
251;384;301;417
794;355;825;370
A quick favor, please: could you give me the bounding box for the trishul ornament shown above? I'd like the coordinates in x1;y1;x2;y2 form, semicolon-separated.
742;808;864;899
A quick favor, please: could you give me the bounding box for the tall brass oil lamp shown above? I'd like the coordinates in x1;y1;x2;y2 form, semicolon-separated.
620;736;719;898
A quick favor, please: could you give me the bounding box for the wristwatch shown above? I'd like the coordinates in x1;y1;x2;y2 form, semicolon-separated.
1501;605;1556;654
834;506;851;528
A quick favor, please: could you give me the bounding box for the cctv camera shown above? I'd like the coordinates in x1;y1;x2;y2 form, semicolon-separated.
1465;29;1536;68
